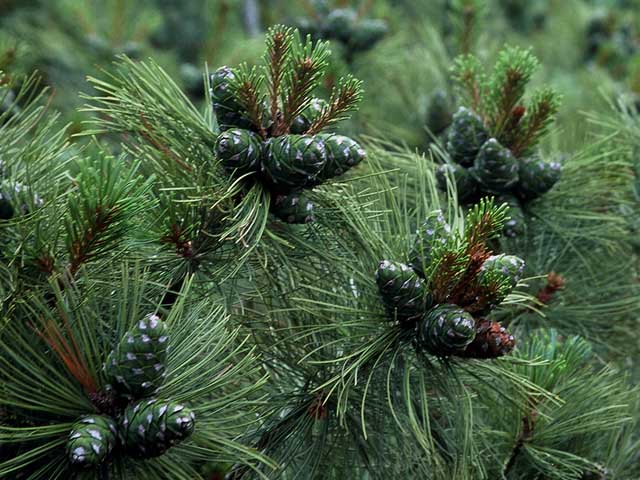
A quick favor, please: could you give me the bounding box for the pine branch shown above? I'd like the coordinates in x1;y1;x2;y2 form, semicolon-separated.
487;46;539;137
32;318;98;395
451;54;485;115
280;35;330;134
264;26;294;129
68;205;118;277
503;405;538;476
228;64;268;138
307;76;364;134
511;87;561;157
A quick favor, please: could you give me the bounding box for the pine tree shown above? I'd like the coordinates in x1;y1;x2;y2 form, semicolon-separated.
1;6;640;480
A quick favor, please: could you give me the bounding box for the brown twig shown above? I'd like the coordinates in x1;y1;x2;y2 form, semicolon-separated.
503;405;538;477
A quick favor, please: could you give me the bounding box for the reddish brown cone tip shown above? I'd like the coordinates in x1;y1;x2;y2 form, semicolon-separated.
459;319;515;359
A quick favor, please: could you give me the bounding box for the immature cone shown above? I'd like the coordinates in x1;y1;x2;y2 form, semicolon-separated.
325;8;357;42
291;98;327;135
472;139;519;191
446;107;489;166
498;195;526;238
262;135;327;189
478;254;525;308
67;415;118;467
105;314;169;400
436;163;479;203
516;156;562;201
349;19;388;53
375;260;430;325
214;128;263;174
120;398;196;458
459;319;515;358
409;209;452;277
210;66;253;131
272;192;315;224
317;134;366;181
481;254;525;288
417;304;476;356
426;90;454;137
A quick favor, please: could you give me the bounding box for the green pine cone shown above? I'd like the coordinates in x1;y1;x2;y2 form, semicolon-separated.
105;314;169;400
262;135;327;189
210;66;253;131
348;19;388;53
67;415;118;467
498;195;526;238
120;399;196;458
446;107;489;166
426;90;454;137
290;98;327;135
516;155;562;201
472;139;519;192
375;260;431;325
325;8;357;42
409;209;453;277
481;254;525;288
436;163;479;203
418;304;476;356
214;128;263;174
316;134;366;181
272;192;315;224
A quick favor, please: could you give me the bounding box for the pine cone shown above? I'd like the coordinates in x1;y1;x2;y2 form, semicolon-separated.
120;398;195;458
210;66;253;131
66;415;118;467
481;254;525;288
436;163;479;203
472;138;519;192
348;19;388;53
325;9;357;42
290;98;327;135
105;314;169;400
272;192;315;224
497;194;526;238
417;304;476;356
477;254;525;310
446;107;489;166
516;155;562;201
426;90;454;137
262;135;327;189
459;319;515;358
214;128;263;174
409;209;453;277
375;260;431;325
316;134;366;181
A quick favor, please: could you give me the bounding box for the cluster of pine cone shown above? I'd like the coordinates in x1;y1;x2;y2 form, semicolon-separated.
295;8;387;57
375;211;523;359
66;315;195;468
437;107;562;237
211;67;366;224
